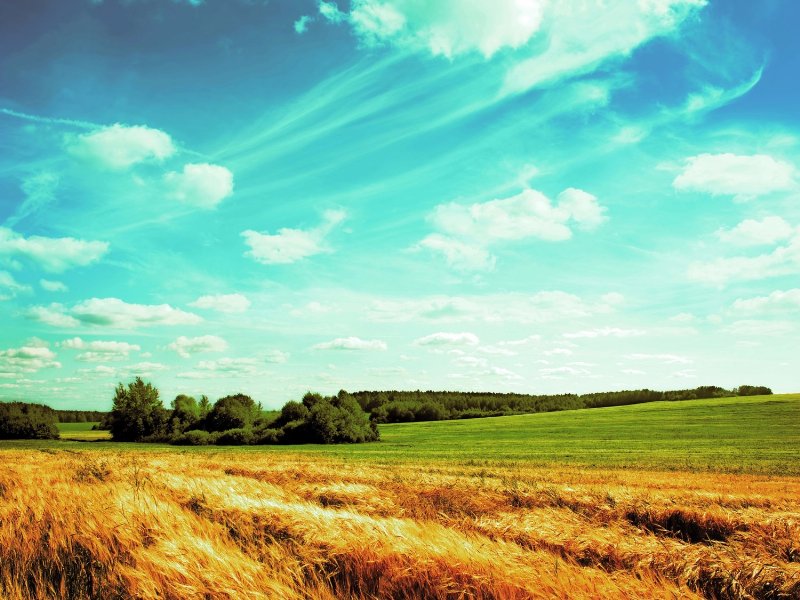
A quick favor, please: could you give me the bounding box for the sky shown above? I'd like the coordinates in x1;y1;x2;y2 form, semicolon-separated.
1;0;799;411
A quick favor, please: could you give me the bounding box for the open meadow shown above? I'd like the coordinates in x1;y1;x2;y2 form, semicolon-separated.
2;394;799;599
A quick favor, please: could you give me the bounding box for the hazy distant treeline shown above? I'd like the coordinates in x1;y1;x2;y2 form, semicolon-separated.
55;409;109;423
352;385;773;423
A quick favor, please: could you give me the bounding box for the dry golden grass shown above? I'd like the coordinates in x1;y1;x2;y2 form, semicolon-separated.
1;449;798;599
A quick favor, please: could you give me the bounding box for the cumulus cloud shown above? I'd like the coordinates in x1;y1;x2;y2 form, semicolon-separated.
715;216;794;247
313;337;388;351
0;345;61;376
242;209;346;265
178;357;261;379
27;298;202;329
732;289;800;313
563;327;645;339
344;0;545;59
414;332;480;347
419;188;606;271
40;279;68;292
673;153;796;201
0;271;31;300
264;349;290;364
294;15;312;34
164;163;234;209
168;335;228;358
189;293;250;313
60;337;141;361
415;234;496;271
67;124;175;169
688;230;800;285
724;320;794;336
0;227;109;273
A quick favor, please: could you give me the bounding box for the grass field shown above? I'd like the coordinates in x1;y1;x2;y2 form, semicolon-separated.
2;394;799;598
57;422;112;441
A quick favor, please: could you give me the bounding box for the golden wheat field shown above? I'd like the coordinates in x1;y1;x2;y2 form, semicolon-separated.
1;449;798;599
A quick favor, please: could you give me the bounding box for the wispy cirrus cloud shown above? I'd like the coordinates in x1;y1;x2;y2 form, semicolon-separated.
313;337;388;351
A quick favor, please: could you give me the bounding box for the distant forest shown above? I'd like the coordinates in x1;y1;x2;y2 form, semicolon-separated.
351;385;773;423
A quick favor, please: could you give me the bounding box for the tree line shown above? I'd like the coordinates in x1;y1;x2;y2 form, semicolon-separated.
352;385;773;423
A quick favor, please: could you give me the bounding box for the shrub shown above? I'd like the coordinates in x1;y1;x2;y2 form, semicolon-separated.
171;429;212;446
215;428;254;446
0;401;59;440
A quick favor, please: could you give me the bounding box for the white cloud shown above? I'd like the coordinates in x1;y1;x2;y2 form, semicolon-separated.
0;271;31;300
688;231;800;285
673;154;796;201
347;0;545;59
723;319;794;336
368;291;620;324
264;349;290;364
732;289;800;313
313;336;388;351
0;345;60;375
432;188;606;242
501;0;705;95
40;279;68;292
0;227;108;273
420;188;606;271
414;332;479;347
60;337;141;362
25;304;80;328
543;347;572;356
164;163;234;209
67;124;175;169
178;357;261;378
715;216;794;247
319;1;346;23
28;298;202;329
415;234;496;271
189;293;250;313
168;335;228;358
294;15;312;34
563;327;645;339
242;209;346;265
125;362;168;375
624;353;691;364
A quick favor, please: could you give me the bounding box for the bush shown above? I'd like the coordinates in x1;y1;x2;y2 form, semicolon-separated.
171;429;212;446
0;402;59;440
215;428;254;446
253;427;282;445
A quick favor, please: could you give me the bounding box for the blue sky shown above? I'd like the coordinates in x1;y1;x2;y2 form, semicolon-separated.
1;0;799;410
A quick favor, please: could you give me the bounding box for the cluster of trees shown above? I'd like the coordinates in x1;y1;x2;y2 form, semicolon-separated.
0;401;59;440
108;378;379;445
352;385;773;423
55;409;108;423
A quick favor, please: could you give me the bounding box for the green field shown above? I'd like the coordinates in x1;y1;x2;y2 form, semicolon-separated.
56;422;112;441
10;394;798;475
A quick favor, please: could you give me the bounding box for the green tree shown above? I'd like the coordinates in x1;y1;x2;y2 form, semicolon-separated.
206;393;259;432
169;394;200;433
0;401;59;440
198;395;211;419
109;377;166;442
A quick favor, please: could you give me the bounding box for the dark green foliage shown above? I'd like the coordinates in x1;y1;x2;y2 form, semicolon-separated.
169;394;200;433
216;428;254;445
55;410;108;423
109;377;167;442
205;393;259;432
271;401;309;428
302;391;324;410
171;429;212;446
352;385;775;423
0;401;59;440
736;385;773;396
303;394;378;444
